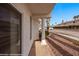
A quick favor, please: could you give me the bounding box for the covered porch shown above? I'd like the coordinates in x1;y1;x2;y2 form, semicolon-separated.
27;3;55;56
27;3;55;45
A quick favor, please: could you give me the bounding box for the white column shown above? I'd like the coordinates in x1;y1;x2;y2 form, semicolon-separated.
46;18;50;33
41;18;47;45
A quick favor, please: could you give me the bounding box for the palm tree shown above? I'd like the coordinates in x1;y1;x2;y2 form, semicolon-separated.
73;15;79;20
77;15;79;20
73;16;77;20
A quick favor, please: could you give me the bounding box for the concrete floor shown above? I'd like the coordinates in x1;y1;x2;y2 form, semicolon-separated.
35;41;53;56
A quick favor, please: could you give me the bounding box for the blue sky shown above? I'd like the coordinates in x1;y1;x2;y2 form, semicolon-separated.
50;3;79;25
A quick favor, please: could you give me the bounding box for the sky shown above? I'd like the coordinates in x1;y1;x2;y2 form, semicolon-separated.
50;3;79;26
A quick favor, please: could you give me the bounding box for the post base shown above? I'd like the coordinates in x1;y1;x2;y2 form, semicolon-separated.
41;39;47;45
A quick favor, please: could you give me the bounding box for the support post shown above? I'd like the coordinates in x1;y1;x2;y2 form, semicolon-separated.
41;18;47;45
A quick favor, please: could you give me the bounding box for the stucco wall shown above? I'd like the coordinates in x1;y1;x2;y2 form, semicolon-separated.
32;18;39;41
11;3;39;56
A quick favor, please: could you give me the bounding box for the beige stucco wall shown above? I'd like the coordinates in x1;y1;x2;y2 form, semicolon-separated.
11;3;39;56
32;18;39;40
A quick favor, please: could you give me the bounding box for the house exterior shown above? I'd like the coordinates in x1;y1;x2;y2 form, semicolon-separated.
53;16;79;41
53;18;79;31
0;3;55;56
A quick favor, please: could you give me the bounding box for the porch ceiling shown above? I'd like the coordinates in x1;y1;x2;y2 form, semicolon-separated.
27;3;55;16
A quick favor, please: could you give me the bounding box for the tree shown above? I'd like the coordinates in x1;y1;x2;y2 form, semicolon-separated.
73;15;79;20
73;16;77;20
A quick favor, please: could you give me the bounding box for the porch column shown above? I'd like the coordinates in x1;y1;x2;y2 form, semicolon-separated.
46;17;51;33
41;18;47;45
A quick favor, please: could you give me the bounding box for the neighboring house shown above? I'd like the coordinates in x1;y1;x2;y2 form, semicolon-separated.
53;15;79;31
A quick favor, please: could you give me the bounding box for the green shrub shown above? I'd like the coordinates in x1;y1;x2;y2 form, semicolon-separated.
45;31;49;37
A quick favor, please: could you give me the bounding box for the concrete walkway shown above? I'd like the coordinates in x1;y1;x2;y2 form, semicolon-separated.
35;41;52;56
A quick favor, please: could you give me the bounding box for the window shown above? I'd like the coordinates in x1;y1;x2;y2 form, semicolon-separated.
30;16;32;40
0;4;21;55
